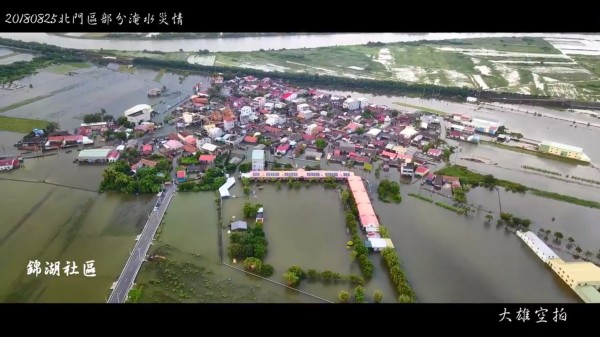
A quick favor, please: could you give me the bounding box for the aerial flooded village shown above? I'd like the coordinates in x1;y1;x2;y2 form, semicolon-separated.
1;33;600;305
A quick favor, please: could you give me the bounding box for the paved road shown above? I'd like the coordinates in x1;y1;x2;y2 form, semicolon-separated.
107;184;176;303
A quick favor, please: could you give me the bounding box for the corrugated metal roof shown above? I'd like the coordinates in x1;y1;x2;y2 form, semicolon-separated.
78;148;112;159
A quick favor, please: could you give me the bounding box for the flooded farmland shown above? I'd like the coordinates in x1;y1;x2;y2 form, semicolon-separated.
0;62;596;303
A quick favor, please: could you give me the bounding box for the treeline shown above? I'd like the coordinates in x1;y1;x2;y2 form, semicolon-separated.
131;57;553;103
341;189;375;279
0;38;84;83
282;265;365;288
378;225;416;303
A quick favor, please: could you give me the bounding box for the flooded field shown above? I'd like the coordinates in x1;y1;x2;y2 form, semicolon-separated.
221;183;397;303
0;63;595;303
136;192;320;303
0;64;208;132
0;179;154;303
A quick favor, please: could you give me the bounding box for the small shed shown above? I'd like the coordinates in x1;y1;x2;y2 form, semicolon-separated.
231;221;248;231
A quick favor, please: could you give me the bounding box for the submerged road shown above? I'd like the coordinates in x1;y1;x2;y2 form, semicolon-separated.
107;183;176;303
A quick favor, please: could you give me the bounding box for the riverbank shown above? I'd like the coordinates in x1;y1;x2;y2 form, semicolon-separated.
50;33;321;40
436;165;600;209
0;115;48;133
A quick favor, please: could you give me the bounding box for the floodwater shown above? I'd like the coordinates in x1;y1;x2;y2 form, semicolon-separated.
0;65;209;132
0;63;593;302
0;165;155;303
455;143;600;201
136;192;320;303
251;153;583;302
0;53;34;65
1;33;600;52
221;183;397;303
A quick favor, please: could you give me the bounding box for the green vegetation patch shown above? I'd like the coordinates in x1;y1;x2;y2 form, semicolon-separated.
377;179;402;203
0;115;48;133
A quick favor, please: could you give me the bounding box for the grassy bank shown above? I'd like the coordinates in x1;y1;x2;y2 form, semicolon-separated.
437;165;600;209
529;189;600;209
481;140;590;165
393;102;448;116
0;94;54;113
378;225;416;303
0;115;48;133
407;193;434;203
521;165;562;176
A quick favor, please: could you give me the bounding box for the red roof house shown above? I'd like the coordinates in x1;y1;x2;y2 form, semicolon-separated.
415;166;430;177
141;144;153;155
244;136;258;144
199;154;216;163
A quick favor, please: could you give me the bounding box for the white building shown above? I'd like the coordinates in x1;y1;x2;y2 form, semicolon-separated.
207;127;224;139
266;114;286;126
254;96;266;107
196;137;212;149
358;97;369;109
240;109;255;124
306;124;318;135
366;128;382;137
399;126;419;139
297;103;311;112
264;102;274;111
182;112;194;125
124;104;153;124
274;103;285;109
252;150;265;171
298;110;314;120
343;98;360;110
223;116;235;131
240;106;252;115
201;143;218;153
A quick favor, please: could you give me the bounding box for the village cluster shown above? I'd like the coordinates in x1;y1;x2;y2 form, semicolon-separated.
3;75;591;198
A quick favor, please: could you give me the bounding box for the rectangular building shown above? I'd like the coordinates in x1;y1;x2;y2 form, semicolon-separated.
252;150;265;171
124;104;153;124
538;140;590;162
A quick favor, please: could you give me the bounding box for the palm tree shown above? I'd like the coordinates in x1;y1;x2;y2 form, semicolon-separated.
45;121;60;134
584;251;593;260
568;237;575;244
545;229;551;236
596;249;600;260
553;231;564;243
485;214;493;223
575;246;583;254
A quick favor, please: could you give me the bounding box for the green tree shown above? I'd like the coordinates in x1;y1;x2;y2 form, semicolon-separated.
484;214;493;223
568;237;575;244
243;257;262;273
44;121;60;133
243;186;250;195
521;219;531;229
596;250;600;260
283;271;300;287
287;266;305;279
584;250;593;260
115;131;128;141
338;290;350;303
554;231;564;242
373;290;383;303
398;294;414;303
354;286;365;303
482;174;497;188
315;138;328;150
260;264;274;277
239;162;252;173
575;246;583;254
